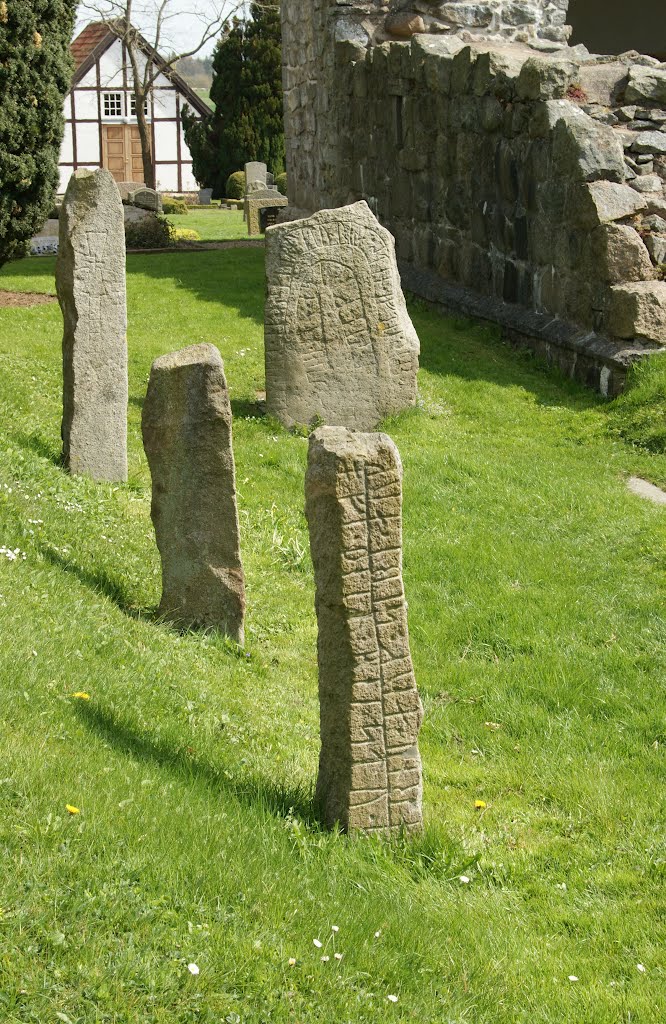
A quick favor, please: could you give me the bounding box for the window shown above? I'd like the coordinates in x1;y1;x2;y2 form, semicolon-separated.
103;92;123;117
130;95;149;117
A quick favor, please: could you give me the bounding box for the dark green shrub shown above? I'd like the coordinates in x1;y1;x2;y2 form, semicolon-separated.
124;214;172;250
0;0;76;268
226;171;246;200
275;172;287;196
162;197;188;215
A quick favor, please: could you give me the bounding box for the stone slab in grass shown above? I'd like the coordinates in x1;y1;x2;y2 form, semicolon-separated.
56;168;128;482
142;343;246;643
306;425;423;835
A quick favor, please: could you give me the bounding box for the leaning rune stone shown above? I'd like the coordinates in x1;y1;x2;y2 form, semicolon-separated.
306;426;423;834
57;168;128;482
265;202;420;431
142;344;246;643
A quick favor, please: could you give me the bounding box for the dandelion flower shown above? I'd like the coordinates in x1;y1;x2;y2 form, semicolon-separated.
321;955;330;963
334;952;343;961
459;875;470;884
72;692;90;700
474;800;487;810
313;938;322;948
288;958;296;967
187;963;200;976
387;994;398;1003
331;925;339;933
65;804;80;815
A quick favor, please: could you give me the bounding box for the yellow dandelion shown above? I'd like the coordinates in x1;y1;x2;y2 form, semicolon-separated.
71;692;90;700
475;800;487;810
65;804;80;815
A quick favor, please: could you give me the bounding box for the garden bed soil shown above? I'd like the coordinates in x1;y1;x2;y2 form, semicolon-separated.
0;290;57;308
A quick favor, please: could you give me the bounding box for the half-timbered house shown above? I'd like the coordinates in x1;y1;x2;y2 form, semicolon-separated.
59;22;211;194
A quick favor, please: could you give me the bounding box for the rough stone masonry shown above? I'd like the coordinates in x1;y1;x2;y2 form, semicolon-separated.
142;344;246;643
281;0;666;394
57;168;128;481
306;426;423;834
265;202;420;429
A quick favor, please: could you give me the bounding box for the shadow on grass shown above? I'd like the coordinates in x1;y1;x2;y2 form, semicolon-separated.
411;306;607;413
40;544;155;621
12;430;64;469
231;397;266;420
75;700;317;824
126;248;266;328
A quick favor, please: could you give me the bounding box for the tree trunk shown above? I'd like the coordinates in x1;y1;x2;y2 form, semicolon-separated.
135;96;155;190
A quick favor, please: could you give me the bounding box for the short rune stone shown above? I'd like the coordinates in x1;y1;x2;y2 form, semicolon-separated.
265;202;420;431
142;343;246;642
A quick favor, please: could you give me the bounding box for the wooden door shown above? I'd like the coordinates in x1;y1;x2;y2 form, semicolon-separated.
102;125;149;184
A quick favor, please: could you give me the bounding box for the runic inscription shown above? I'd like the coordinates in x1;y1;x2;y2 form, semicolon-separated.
265;202;420;431
142;344;246;643
306;426;423;834
57;168;128;482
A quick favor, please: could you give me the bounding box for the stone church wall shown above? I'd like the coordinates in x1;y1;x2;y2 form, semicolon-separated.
281;0;666;394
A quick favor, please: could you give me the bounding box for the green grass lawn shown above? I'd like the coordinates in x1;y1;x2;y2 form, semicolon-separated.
166;208;259;243
1;251;665;1023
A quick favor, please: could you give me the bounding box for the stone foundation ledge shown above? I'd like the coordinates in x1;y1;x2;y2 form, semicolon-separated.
398;261;664;397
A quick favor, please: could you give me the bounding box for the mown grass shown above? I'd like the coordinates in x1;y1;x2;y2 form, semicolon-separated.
0;251;665;1023
166;208;258;242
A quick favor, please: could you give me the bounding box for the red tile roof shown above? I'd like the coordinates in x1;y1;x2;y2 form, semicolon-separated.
71;23;111;71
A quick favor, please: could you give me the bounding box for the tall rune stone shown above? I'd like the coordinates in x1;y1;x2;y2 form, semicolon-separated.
306;426;424;834
142;344;246;643
57;168;128;482
265;202;420;431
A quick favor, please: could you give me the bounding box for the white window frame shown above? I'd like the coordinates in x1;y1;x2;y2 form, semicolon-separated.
103;91;124;118
130;94;149;118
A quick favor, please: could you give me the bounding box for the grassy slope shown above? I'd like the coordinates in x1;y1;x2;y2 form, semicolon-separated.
0;252;665;1024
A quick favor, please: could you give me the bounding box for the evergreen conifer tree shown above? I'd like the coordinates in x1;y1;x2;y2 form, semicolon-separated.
0;0;76;267
183;3;284;197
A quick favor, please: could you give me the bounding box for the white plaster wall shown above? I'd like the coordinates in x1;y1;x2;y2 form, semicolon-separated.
79;66;97;88
76;122;101;163
99;40;124;87
60;123;73;163
155;121;178;160
156;164;179;190
181;164;197;191
153;89;178;118
74;88;98;120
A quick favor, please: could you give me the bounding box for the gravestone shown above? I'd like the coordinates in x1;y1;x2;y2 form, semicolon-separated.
245;188;288;236
266;172;275;189
142;343;246;643
129;187;162;213
198;188;213;206
306;426;424;835
265;202;420;430
57;168;128;482
245;161;267;190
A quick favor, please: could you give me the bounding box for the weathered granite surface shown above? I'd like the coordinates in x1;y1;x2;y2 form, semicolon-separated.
265;202;420;430
56;168;128;481
142;343;246;642
306;426;423;834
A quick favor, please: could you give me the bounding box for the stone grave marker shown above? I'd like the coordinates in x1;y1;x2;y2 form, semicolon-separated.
56;168;128;482
265;202;420;430
245;188;288;236
142;343;246;643
245;161;267;190
306;426;424;834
